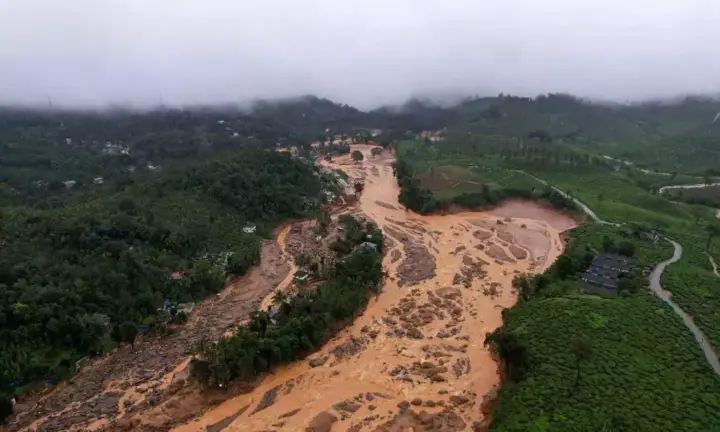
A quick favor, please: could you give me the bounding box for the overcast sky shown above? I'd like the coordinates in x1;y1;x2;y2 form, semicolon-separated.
1;0;719;109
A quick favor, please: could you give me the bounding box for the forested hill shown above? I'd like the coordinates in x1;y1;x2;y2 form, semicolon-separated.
0;150;321;403
444;94;720;174
0;95;463;207
6;93;717;207
0;98;349;206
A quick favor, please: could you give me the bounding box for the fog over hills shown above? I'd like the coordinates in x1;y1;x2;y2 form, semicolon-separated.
1;0;720;109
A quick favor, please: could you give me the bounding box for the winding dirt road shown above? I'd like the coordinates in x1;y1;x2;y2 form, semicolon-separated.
173;145;576;431
649;240;720;376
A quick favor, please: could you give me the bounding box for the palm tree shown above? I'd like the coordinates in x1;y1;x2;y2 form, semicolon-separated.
570;337;593;391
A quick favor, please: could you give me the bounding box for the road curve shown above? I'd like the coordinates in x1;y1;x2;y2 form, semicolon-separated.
516;170;720;376
512;169;720;374
649;239;720;376
512;169;618;225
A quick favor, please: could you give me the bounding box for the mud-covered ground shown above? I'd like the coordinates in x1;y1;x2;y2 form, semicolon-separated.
170;145;576;432
8;145;575;432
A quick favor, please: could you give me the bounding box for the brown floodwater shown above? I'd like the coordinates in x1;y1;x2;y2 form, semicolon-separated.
173;145;576;431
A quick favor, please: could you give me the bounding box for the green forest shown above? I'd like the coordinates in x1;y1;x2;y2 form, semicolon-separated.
0;149;322;410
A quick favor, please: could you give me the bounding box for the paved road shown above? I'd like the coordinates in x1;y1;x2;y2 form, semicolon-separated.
649;239;720;376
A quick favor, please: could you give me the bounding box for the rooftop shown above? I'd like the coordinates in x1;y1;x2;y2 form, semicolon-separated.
580;252;633;294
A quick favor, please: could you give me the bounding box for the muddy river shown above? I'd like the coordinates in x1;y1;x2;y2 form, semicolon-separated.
171;145;576;431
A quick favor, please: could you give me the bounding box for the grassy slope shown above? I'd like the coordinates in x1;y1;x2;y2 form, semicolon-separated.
519;166;720;351
451;95;720;175
493;294;720;431
399;139;720;350
396;140;539;200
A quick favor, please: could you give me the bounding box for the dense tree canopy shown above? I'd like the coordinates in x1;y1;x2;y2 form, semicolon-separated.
0;150;321;404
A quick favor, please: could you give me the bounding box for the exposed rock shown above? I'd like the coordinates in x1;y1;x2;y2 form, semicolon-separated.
405;327;424;339
308;356;328;368
376;407;467;431
449;395;469;406
395;239;436;286
509;244;528;260
251;385;281;414
306;411;338;432
279;408;301;419
391;249;402;263
332;336;366;360
485;244;514;263
205;405;250;432
473;229;493;240
452;357;471;378
333;399;362;415
375;200;397;210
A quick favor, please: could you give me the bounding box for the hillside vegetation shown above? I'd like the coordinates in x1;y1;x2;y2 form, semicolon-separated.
0;150;321;408
191;215;383;387
484;224;720;431
395;110;720;430
2;92;720;426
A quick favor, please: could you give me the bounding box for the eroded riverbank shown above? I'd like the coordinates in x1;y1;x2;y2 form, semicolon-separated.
173;145;576;431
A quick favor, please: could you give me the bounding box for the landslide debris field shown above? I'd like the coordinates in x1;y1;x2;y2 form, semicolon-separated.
8;145;575;432
171;145;575;432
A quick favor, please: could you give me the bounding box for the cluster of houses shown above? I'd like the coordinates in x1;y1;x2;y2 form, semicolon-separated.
580;253;632;295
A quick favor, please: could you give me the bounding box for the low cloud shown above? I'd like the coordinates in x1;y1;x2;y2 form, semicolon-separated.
1;0;719;109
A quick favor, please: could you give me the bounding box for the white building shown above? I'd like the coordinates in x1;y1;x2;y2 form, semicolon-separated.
243;223;257;234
